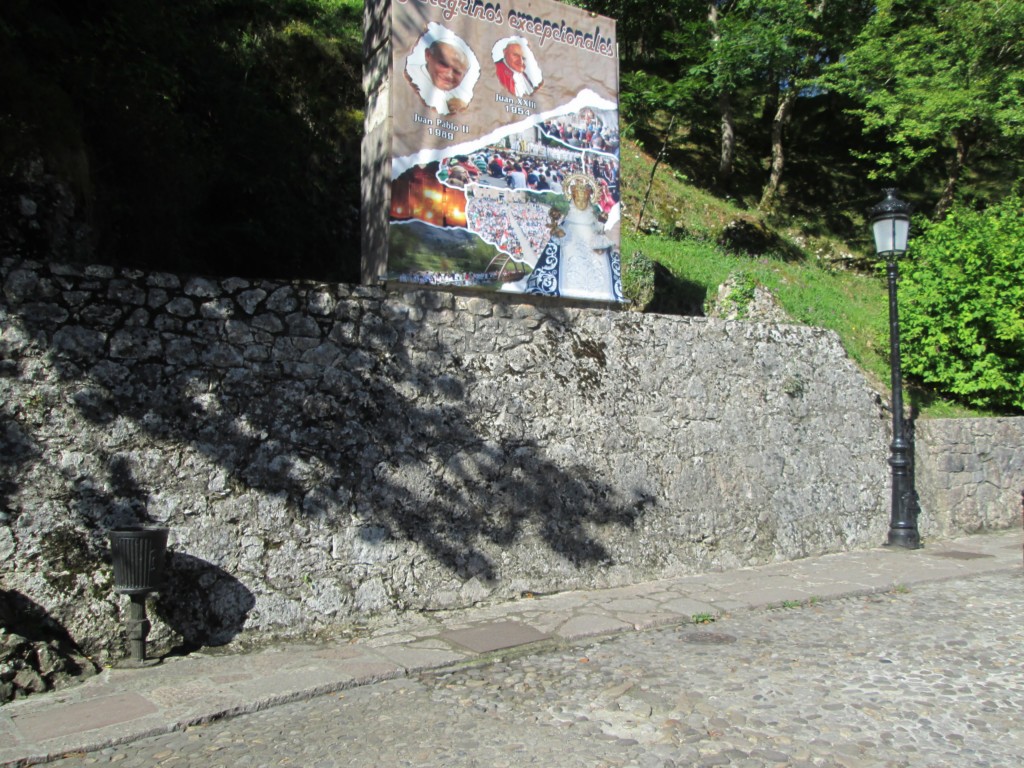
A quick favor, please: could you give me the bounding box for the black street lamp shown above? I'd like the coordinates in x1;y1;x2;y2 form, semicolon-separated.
870;189;921;549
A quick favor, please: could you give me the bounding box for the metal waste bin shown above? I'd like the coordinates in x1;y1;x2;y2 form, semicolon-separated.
109;527;169;663
110;527;168;594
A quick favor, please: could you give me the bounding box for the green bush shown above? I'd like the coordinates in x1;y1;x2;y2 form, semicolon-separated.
900;196;1024;413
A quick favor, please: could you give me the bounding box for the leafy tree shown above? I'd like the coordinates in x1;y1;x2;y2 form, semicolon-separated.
588;0;711;140
681;0;870;201
556;1;874;207
747;0;873;210
588;0;783;194
900;195;1024;412
822;0;1024;218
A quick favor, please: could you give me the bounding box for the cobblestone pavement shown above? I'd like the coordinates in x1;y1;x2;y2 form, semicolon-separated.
47;570;1023;768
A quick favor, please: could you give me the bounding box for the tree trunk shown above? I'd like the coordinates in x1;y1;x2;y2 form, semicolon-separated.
635;114;677;234
759;0;826;211
934;126;974;219
759;89;797;212
718;90;736;190
762;81;780;130
709;2;735;191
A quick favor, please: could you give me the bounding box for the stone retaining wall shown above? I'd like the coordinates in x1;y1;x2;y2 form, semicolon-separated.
1;257;1019;661
916;418;1024;536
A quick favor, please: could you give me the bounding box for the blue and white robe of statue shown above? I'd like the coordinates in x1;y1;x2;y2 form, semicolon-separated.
524;205;623;302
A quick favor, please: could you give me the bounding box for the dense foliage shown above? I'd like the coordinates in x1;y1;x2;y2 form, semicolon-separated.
589;1;1023;214
822;0;1024;218
900;197;1024;412
1;0;364;281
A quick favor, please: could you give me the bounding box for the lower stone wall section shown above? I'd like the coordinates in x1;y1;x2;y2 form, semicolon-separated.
0;258;1018;660
916;418;1024;537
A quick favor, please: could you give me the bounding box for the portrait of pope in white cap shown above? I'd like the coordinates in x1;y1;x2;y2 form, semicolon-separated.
405;23;481;116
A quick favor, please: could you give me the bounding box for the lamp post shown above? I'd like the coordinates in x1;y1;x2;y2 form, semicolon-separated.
870;189;921;549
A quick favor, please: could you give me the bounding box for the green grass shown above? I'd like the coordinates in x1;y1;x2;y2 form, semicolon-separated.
616;138;993;418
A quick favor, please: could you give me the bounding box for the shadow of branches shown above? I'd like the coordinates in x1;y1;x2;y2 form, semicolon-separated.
1;259;648;653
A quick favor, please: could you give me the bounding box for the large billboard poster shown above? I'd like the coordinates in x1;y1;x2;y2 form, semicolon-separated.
387;0;622;303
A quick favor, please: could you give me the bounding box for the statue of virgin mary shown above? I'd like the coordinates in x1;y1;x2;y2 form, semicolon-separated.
524;173;623;302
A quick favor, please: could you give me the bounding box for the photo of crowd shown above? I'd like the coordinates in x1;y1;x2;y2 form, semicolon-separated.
468;145;619;207
407;112;623;290
538;107;620;155
438;155;482;188
465;193;553;274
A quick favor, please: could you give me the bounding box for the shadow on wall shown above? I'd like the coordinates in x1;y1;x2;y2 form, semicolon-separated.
1;589;80;654
0;398;39;528
155;552;256;653
365;436;642;582
0;589;99;701
1;261;647;653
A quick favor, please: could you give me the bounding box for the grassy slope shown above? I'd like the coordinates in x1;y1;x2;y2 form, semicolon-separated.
616;138;983;418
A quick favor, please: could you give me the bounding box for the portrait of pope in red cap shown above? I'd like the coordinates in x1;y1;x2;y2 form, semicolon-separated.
492;36;542;98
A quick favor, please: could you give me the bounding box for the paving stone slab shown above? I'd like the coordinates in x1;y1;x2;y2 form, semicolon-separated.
370;644;468;672
440;620;550;653
227;668;355;701
554;613;632;640
658;597;723;618
11;693;158;743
